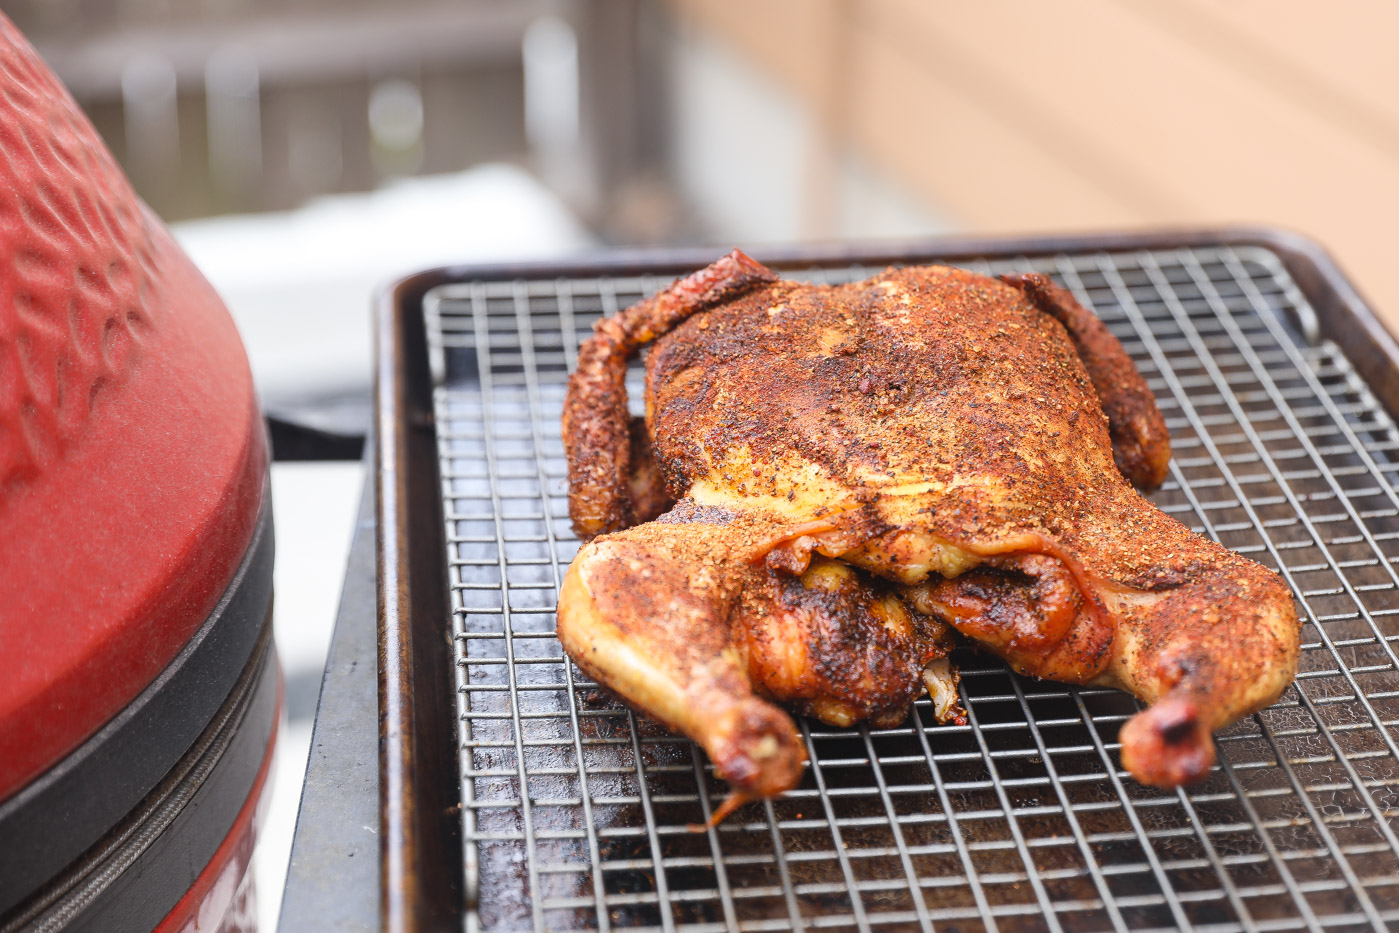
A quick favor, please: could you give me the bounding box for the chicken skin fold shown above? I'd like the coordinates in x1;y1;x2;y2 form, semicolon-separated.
558;250;1300;809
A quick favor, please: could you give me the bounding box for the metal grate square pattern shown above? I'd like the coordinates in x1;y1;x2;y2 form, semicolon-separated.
426;245;1399;933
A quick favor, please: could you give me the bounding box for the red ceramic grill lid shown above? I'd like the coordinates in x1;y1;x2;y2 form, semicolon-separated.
0;16;266;800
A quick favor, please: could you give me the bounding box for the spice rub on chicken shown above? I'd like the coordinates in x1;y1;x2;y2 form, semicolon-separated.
558;249;1300;815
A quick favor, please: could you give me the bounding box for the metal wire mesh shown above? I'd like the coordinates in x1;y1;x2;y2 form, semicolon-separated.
426;245;1399;933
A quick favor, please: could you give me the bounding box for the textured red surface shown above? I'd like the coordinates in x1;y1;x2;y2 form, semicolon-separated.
0;15;265;799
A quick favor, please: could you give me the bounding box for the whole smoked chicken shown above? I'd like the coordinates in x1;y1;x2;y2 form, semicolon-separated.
558;250;1299;815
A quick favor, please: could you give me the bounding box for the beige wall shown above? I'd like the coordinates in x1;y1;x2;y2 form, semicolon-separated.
668;0;1399;331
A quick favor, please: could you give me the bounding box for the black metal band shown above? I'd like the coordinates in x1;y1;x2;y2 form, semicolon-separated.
1;623;279;931
0;491;275;917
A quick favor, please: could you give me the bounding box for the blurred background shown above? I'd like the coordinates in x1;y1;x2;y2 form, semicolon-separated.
17;0;1399;411
9;0;1396;925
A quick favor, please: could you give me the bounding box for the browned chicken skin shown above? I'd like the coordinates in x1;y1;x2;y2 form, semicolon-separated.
558;250;1300;808
736;553;961;730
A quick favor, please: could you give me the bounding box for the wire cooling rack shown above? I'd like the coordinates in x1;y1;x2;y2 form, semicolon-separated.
425;245;1399;933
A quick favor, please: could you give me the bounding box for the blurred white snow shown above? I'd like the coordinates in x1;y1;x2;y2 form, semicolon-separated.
173;162;595;401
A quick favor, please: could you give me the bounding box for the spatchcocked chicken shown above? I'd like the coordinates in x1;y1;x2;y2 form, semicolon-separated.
558;250;1300;818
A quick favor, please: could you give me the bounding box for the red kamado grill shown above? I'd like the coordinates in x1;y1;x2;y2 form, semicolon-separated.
355;231;1399;933
0;15;275;933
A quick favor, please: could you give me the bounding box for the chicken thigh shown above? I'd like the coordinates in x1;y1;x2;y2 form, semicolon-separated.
558;250;1299;809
